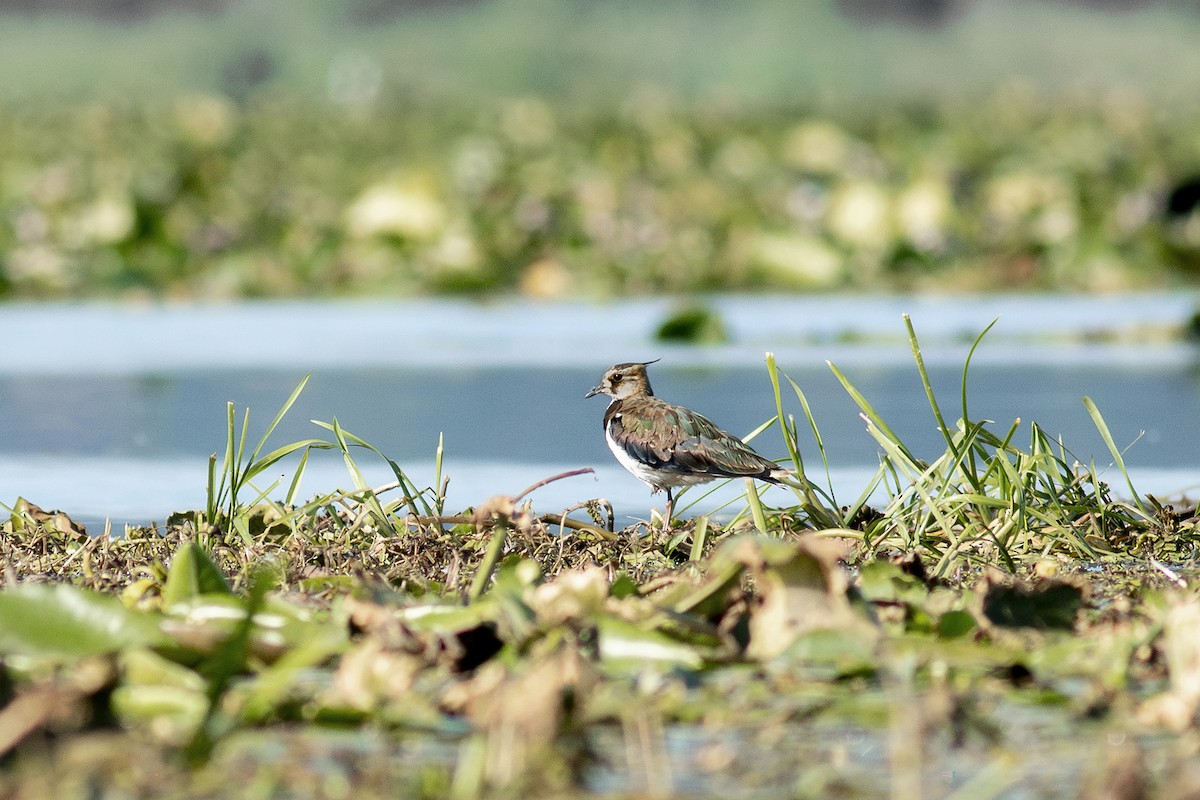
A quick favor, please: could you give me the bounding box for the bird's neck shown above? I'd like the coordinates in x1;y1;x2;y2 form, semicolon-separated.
612;380;653;401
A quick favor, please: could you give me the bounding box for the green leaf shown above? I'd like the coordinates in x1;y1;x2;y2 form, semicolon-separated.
111;684;208;744
185;567;273;765
857;561;928;606
240;624;349;723
596;617;705;670
937;609;977;639
0;584;164;659
784;628;877;680
609;573;638;599
670;557;746;618
122;647;208;692
114;648;209;743
163;542;232;607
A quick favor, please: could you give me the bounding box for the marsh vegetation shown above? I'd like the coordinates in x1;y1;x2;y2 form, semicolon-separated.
5;5;1200;796
3;325;1199;798
5;90;1200;301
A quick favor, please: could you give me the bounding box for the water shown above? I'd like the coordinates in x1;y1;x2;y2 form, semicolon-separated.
2;295;1198;529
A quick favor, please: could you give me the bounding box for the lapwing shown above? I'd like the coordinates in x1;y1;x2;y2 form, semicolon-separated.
585;360;792;525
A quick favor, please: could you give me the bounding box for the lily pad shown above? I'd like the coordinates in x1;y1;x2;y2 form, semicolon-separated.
0;583;165;660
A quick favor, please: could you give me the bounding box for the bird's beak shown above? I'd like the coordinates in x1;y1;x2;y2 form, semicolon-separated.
584;385;603;399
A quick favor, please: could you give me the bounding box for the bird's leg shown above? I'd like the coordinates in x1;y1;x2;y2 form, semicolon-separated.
663;488;674;531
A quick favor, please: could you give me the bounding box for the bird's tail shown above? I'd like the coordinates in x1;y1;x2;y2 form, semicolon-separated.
768;466;797;484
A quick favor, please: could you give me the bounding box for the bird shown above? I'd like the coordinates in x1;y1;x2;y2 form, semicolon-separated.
585;360;792;526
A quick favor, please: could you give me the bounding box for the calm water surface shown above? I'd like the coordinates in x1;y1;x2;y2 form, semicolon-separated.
3;295;1198;528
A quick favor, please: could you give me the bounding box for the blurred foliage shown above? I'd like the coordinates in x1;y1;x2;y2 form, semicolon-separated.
655;304;728;344
2;505;1200;797
3;89;1200;300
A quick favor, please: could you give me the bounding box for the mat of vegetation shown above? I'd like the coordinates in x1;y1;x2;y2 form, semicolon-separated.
4;89;1200;302
2;326;1200;798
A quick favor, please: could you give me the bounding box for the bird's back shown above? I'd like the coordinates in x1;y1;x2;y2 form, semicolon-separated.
605;395;788;482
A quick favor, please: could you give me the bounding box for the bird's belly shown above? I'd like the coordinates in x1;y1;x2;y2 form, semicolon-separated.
606;435;715;491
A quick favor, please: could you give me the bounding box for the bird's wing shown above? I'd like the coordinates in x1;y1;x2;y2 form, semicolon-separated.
608;399;781;480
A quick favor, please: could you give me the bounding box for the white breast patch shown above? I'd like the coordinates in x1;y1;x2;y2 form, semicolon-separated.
605;429;715;492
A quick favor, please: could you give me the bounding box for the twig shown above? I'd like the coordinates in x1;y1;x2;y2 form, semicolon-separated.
1149;557;1187;588
513;467;596;503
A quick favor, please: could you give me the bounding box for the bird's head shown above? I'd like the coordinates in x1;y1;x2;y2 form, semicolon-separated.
585;360;658;400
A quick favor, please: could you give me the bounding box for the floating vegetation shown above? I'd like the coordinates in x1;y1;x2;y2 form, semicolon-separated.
2;92;1200;301
2;324;1200;798
655;305;729;344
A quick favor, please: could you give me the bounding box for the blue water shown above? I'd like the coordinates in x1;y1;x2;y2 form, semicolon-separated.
2;295;1198;528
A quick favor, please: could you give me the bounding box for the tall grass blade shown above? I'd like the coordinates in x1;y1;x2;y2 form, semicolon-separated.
1083;396;1146;513
242;439;327;483
903;314;985;496
249;373;310;463
828;361;917;464
331;418;368;491
285;448;311;505
904;313;952;449
206;454;218;525
328;418;394;531
789;378;828;479
961;318;999;431
957;317;1000;488
766;352;803;473
234;406;250;488
435;432;446;514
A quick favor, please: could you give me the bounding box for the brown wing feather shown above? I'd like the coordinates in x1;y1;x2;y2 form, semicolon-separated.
606;397;784;482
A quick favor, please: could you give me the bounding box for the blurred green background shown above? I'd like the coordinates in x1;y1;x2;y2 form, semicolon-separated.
4;0;1200;300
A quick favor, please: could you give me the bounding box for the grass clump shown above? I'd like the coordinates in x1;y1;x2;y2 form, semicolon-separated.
813;316;1161;576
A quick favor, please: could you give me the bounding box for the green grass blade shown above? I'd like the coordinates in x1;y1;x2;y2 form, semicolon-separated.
205;453;219;525
828;360;917;464
330;418;369;491
788;378;827;476
469;520;509;602
1083;396;1145;513
766;352;803;472
248;373;311;463
745;478;770;534
961;318;999;430
243;439;328;483
689;515;709;562
285;447;311;506
956;317;1000;489
904;313;952;448
904;314;984;496
235;407;251;485
435;432;446;515
741;415;777;443
310;419;434;517
218;401;236;515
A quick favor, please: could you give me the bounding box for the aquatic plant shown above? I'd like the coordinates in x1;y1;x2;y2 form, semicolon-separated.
3;322;1200;797
1;92;1199;304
